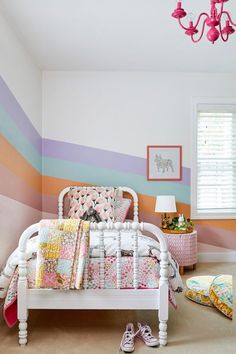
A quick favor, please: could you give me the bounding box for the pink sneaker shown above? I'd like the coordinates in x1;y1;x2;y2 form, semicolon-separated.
137;322;159;347
120;323;136;353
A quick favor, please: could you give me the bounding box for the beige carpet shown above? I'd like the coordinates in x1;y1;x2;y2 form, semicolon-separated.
0;263;235;354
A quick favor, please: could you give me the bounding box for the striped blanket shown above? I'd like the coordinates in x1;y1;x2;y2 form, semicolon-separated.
35;219;90;290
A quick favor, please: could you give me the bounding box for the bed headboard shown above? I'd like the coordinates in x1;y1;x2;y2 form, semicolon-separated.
58;186;139;222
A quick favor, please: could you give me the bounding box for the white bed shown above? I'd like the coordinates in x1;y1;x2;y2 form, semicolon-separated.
17;186;171;347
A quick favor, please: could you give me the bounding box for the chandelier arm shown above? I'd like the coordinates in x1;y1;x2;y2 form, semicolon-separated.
194;13;209;29
218;18;229;42
191;19;207;43
178;12;208;32
221;11;236;27
178;13;209;32
178;18;191;31
220;1;225;17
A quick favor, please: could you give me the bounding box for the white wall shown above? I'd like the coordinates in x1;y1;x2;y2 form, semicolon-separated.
0;11;42;133
0;11;42;271
42;71;236;167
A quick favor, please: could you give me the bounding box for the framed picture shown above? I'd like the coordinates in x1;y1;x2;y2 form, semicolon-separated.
147;145;182;181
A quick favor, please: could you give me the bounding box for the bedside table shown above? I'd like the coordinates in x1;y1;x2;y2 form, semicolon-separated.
162;230;198;275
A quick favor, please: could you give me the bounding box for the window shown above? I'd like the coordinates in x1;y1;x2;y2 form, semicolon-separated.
192;99;236;219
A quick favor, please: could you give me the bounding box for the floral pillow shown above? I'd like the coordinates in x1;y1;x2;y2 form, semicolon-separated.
114;197;132;222
209;274;233;319
68;187;117;222
185;276;215;307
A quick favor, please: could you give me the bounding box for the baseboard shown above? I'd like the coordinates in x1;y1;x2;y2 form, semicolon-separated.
198;252;236;262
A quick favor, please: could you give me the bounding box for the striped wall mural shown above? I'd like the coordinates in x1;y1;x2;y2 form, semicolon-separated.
1;76;235;259
0;76;42;268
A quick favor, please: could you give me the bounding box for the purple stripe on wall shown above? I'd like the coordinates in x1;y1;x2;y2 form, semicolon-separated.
0;76;41;153
43;138;191;186
0;164;42;211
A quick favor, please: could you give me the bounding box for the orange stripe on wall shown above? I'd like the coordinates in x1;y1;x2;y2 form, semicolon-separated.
0;134;41;193
42;175;236;232
42;175;91;195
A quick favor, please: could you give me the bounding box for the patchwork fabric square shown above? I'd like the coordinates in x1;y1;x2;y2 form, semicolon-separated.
45;260;58;273
42;272;57;288
57;259;72;276
38;227;50;243
61;232;76;245
40;243;60;260
48;229;62;244
59;245;74;259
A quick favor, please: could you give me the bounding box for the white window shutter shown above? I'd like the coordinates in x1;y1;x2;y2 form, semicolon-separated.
192;104;236;219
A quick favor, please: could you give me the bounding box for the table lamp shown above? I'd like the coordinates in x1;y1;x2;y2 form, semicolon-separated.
155;195;177;229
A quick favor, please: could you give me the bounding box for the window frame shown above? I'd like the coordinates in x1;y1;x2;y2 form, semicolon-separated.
191;97;236;220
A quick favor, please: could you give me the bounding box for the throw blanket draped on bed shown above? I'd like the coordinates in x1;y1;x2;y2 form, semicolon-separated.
36;219;90;290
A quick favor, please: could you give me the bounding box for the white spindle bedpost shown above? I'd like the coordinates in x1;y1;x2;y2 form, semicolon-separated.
115;223;122;289
17;223;39;346
133;199;139;222
98;222;105;289
155;225;169;347
83;251;89;290
159;247;169;347
18;254;28;346
58;200;63;219
132;222;139;289
58;186;71;219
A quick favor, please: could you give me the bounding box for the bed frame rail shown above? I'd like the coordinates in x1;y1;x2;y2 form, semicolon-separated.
17;222;168;347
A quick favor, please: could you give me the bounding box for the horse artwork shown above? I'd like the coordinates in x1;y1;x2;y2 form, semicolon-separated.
154;154;174;173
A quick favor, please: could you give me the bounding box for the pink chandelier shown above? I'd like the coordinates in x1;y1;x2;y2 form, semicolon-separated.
172;0;236;44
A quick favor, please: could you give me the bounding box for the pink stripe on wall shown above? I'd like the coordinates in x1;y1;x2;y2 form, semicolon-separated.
0;194;41;269
0;164;41;210
196;224;236;251
42;194;58;214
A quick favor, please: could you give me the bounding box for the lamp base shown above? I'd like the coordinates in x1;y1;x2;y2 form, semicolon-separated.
161;213;170;229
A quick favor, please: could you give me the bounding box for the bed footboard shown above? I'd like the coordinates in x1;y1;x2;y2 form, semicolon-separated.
17;222;169;347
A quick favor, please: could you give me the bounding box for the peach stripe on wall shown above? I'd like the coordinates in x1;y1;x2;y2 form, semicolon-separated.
0;164;41;210
41;175;236;234
42;176;189;215
0;134;41;193
42;176;236;234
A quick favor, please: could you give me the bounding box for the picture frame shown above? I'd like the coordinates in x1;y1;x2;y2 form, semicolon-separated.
147;145;182;181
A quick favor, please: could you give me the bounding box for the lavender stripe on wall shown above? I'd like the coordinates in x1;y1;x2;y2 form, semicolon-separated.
0;76;41;153
43;138;191;186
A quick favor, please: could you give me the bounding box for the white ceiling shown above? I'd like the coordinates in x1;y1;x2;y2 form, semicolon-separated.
1;0;236;72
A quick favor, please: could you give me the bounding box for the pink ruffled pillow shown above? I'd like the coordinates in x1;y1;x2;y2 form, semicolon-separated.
114;197;132;222
68;187;117;222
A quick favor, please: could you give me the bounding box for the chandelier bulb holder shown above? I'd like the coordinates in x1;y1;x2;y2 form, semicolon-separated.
172;0;236;43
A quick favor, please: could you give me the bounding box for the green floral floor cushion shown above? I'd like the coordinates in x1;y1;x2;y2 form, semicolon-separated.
185;276;215;307
209;275;233;320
